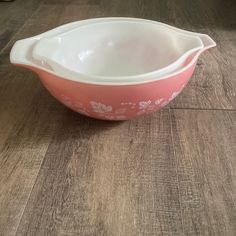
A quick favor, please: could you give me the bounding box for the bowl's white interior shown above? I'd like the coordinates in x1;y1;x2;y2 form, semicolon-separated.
32;21;202;78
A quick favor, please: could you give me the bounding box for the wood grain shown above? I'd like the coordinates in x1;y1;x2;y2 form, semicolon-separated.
170;110;236;236
0;103;57;236
0;0;236;235
16;110;184;236
0;0;44;51
14;110;236;236
0;65;66;235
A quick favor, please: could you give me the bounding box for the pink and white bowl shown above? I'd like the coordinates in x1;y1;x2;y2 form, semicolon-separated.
10;17;216;120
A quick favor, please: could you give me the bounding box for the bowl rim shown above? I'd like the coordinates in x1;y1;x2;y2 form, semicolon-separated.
11;17;216;85
32;19;203;82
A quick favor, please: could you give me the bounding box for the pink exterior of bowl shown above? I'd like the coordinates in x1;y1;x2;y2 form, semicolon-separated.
28;63;196;120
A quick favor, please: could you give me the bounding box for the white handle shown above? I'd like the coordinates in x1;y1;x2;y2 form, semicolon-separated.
198;34;216;50
10;38;40;66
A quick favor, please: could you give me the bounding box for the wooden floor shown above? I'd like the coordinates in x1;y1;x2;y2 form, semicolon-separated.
0;0;236;235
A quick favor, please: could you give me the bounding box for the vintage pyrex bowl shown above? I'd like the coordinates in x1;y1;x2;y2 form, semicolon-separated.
10;17;216;120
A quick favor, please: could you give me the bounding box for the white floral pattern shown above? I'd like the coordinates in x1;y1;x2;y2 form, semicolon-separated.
136;110;147;116
120;102;136;109
115;108;127;114
170;91;179;100
90;101;112;113
58;94;180;119
103;115;115;120
104;115;127;120
61;94;72;107
155;98;164;105
78;109;90;116
73;101;83;109
160;100;169;107
139;100;152;110
146;105;155;111
115;115;127;120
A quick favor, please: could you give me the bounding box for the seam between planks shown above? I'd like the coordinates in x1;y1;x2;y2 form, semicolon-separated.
5;2;48;235
13;145;50;236
168;108;184;235
14;110;64;235
170;107;236;111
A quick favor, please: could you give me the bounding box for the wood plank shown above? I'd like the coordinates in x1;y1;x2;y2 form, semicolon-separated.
0;20;69;235
0;0;44;51
15;110;184;236
170;110;236;236
0;86;65;235
0;0;47;149
159;0;236;29
14;110;236;236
